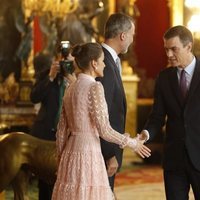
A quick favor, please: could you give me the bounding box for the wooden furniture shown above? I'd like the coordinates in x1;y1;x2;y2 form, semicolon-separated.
0;106;36;134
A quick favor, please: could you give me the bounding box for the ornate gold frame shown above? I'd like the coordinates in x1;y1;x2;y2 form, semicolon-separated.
169;0;184;26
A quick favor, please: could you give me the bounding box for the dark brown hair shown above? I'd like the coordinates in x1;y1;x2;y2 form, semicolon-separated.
71;42;103;70
164;25;193;47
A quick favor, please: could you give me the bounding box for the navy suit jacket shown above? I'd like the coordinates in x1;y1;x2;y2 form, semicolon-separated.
145;58;200;171
96;47;127;169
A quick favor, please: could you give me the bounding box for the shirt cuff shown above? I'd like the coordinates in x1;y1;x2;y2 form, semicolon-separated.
142;130;150;141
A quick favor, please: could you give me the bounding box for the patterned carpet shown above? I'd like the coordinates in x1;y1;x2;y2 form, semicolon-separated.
115;149;195;200
115;165;166;200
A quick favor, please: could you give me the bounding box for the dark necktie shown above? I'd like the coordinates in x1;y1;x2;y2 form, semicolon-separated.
180;69;187;98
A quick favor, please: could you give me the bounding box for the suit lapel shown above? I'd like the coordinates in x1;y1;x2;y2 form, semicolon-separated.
113;63;127;110
103;47;127;108
170;59;200;107
187;60;200;102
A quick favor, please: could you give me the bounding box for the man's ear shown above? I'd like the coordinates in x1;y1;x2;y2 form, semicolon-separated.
187;42;192;52
120;32;126;41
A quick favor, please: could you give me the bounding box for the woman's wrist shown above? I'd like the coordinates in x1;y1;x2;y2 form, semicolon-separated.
127;138;137;150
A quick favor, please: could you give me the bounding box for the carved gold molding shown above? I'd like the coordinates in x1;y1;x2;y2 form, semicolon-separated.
108;0;115;15
122;75;140;136
169;0;184;26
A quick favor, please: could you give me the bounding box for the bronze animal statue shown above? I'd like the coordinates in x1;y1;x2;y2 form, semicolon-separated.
0;132;57;200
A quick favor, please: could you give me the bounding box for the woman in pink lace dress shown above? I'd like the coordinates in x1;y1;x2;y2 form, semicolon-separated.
52;42;151;200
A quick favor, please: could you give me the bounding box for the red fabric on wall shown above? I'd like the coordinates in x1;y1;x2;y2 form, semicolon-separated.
33;16;43;55
134;0;170;78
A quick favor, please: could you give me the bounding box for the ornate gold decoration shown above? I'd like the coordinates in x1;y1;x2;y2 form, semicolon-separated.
128;0;139;17
0;73;19;104
122;75;140;137
22;0;79;17
184;0;200;57
20;0;79;82
169;0;184;26
185;0;200;32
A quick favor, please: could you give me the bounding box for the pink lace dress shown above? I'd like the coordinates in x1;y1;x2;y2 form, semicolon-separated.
52;73;137;200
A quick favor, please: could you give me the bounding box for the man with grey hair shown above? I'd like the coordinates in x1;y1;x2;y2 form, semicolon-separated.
139;25;200;199
96;13;135;191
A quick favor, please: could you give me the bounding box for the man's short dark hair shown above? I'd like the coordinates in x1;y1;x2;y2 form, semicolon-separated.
164;25;193;46
33;52;52;74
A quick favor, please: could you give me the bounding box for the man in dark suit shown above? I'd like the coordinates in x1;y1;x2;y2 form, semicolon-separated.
30;52;64;200
139;25;200;200
96;13;135;191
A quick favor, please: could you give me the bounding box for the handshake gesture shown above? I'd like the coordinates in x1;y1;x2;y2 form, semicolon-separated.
107;131;151;177
127;131;151;158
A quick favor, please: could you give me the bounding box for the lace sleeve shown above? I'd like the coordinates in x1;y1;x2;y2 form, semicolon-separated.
88;82;137;149
56;104;69;158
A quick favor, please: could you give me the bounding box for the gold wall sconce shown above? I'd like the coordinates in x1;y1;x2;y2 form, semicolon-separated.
170;0;200;56
184;0;200;56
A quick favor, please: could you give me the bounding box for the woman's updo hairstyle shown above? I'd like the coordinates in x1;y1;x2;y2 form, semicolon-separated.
71;42;103;70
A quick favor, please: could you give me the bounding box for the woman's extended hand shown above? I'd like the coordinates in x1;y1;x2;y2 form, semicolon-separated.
134;137;151;158
128;135;151;158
